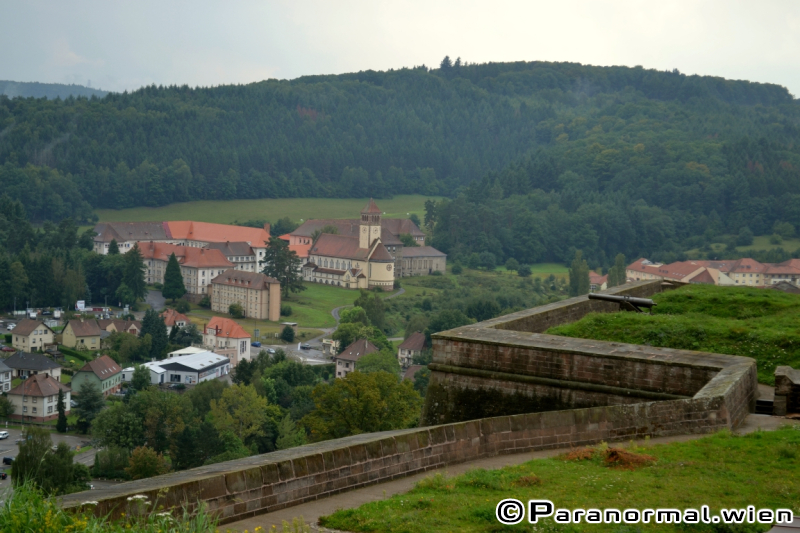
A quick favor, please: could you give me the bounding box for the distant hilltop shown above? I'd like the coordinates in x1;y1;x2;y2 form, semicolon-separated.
0;80;109;99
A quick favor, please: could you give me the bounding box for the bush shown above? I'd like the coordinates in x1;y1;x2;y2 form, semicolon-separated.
770;233;783;245
280;304;293;317
451;263;463;275
518;265;532;277
198;296;211;308
228;302;244;318
505;258;520;272
174;300;190;313
736;226;754;246
430;270;442;276
281;325;295;343
152;282;163;290
58;346;93;362
4;334;11;343
393;280;402;289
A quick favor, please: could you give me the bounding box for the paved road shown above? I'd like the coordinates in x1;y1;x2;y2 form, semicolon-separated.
145;289;166;312
228;414;800;532
0;427;95;493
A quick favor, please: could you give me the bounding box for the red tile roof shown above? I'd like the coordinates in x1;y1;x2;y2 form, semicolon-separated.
289;243;311;258
311;234;370;260
8;373;70;398
210;269;279;289
401;246;445;258
399;332;427;352
368;242;394;262
205;317;250;339
138;242;233;268
402;364;425;381
588;271;608;286
166;221;270;247
291;218;424;239
160;308;189;327
361;198;382;214
79;355;121;379
336;339;380;362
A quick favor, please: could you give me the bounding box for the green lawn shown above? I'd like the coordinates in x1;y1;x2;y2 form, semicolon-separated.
548;284;800;384
91;195;439;226
686;235;800;257
320;426;800;533
185;308;324;342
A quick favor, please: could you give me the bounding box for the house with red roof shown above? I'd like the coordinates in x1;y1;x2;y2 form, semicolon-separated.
334;339;380;378
7;374;71;422
203;317;252;364
397;332;428;368
160;308;189;334
588;271;608;292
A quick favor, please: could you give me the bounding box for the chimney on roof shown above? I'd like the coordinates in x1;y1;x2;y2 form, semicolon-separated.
264;223;270;234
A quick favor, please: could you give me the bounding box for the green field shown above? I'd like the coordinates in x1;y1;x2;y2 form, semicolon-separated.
686;235;800;257
548;284;800;384
321;427;800;532
93;195;439;226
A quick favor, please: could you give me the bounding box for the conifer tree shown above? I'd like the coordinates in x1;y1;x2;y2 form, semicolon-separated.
139;309;168;360
123;243;147;303
261;236;304;298
56;388;67;433
162;253;186;302
568;250;590;297
108;239;120;255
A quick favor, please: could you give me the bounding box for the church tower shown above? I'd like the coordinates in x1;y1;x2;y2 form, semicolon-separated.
359;198;382;249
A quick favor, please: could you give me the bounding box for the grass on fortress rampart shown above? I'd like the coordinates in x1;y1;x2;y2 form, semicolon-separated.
547;284;800;385
92;195;439;225
320;426;800;533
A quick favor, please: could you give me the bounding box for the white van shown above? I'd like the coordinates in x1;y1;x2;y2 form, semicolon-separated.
0;431;8;440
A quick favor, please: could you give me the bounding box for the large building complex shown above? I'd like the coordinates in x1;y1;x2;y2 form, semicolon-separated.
286;200;445;279
210;270;281;321
138;242;232;296
93;221;271;261
300;200;444;289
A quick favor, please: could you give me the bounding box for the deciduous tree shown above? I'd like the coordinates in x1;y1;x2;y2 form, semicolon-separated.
261;236;305;298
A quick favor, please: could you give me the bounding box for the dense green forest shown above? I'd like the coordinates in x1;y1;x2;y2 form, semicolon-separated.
1;60;800;266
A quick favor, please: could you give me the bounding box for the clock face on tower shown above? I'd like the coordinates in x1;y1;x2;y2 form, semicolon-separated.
386;264;392;271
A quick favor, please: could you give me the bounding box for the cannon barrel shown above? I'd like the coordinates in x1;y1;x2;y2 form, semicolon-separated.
588;293;656;308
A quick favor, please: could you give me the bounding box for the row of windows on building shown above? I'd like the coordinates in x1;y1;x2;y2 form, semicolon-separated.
23;405;55;414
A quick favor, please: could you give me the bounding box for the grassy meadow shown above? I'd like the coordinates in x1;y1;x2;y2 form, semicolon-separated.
548;284;800;384
92;195;439;226
685;234;800;257
320;426;800;533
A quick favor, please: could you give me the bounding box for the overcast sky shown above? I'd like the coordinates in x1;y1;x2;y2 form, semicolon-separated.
2;0;799;96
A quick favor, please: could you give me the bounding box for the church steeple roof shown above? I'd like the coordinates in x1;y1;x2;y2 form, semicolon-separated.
361;198;382;214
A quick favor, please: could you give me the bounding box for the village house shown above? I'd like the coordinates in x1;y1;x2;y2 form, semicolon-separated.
588;271;608;292
210;270;281;321
397;332;428;368
203;317;251;365
302;200;396;290
160;308;189;335
3;351;62;382
62;319;102;350
334;339;379;378
138;241;232;296
627;257;800;288
0;360;12;393
10;319;55;352
98;318;142;336
93;220;271;262
402;364;425;382
71;355;122;397
7;374;71;422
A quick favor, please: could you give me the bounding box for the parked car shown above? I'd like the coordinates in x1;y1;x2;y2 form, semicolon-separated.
266;348;276;354
0;472;7;480
2;458;13;466
0;431;8;440
1;346;15;353
301;344;312;350
41;311;52;316
6;324;15;331
251;341;262;348
70;400;78;408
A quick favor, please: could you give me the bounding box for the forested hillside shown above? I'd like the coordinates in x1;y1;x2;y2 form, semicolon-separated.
0;80;108;100
1;60;799;266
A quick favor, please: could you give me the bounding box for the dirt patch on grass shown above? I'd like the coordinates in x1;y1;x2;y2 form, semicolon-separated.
513;475;542;487
561;446;656;470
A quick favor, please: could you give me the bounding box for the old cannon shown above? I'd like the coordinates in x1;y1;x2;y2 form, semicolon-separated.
588;293;656;314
